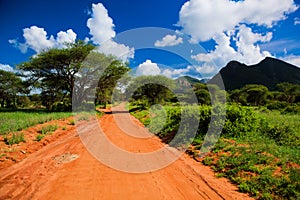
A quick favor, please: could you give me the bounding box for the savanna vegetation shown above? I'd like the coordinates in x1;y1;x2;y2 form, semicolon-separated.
128;78;300;199
0;40;129;145
0;39;299;199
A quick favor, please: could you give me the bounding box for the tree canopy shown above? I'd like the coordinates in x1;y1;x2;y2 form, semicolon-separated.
18;41;130;110
126;75;175;106
0;70;26;108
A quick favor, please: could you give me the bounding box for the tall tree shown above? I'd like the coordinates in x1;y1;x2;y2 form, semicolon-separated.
126;75;175;106
0;70;25;108
18;41;95;109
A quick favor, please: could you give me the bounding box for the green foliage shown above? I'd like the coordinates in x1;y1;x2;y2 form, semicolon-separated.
230;84;270;106
39;124;58;134
96;60;130;105
69;119;75;125
0;111;71;135
4;132;25;145
130;101;300;199
127;75;175;106
203;139;300;199
19;41;95;110
0;70;28;108
222;105;259;138
36;134;45;141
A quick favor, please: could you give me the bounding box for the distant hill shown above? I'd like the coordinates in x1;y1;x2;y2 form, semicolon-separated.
175;76;209;87
209;57;300;91
176;76;202;87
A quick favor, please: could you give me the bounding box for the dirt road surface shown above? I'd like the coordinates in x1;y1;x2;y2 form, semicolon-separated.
0;104;253;200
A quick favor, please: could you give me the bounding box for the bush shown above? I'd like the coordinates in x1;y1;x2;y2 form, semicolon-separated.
222;105;259;138
266;101;288;111
260;121;300;147
282;104;300;114
4;132;26;145
36;134;45;141
39;124;58;134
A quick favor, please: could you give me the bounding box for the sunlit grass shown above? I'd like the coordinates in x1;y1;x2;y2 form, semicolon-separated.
0;111;72;135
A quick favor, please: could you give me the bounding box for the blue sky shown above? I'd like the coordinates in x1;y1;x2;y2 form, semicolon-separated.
1;0;300;79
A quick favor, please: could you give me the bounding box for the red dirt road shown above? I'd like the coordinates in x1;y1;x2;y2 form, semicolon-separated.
0;104;253;200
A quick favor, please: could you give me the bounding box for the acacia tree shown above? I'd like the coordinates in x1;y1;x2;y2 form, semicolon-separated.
96;60;130;106
19;41;131;110
126;75;175;106
18;41;95;110
0;70;26;108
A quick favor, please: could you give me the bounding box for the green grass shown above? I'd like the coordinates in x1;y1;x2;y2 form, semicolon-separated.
36;134;45;141
130;103;300;199
39;124;58;134
0;111;72;135
203;138;300;199
35;124;59;141
4;132;26;145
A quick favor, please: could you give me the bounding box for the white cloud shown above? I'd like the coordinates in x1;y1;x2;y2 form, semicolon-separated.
154;35;183;47
235;25;272;64
135;60;193;78
193;63;217;74
87;3;134;61
178;0;298;76
0;64;15;72
178;0;298;42
10;26;77;53
162;66;193;78
87;3;115;45
136;60;161;76
8;39;28;53
23;26;55;53
282;55;300;67
56;29;77;48
97;40;134;61
191;26;273;68
294;17;300;25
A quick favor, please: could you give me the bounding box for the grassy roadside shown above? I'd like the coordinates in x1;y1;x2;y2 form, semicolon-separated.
0;111;72;135
129;103;300;199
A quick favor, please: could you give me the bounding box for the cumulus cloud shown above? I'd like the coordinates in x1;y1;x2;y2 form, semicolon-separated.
0;64;15;72
193;63;217;74
135;60;194;78
10;26;77;53
178;0;298;42
87;3;115;45
56;29;77;48
87;3;134;61
97;40;134;61
162;66;193;78
136;60;161;76
191;25;272;68
154;35;183;47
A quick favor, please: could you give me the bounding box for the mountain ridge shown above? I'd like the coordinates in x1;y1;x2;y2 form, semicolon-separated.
209;57;300;90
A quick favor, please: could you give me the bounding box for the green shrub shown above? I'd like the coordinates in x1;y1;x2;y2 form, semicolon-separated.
222;105;259;138
36;134;45;141
69;119;75;125
4;132;26;145
266;101;288;110
260;121;300;147
39;124;58;134
282;104;300;114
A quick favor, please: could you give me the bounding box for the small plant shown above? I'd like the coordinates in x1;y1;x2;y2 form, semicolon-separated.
69;119;75;125
39;124;58;134
62;126;67;130
36;134;45;141
4;132;26;145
